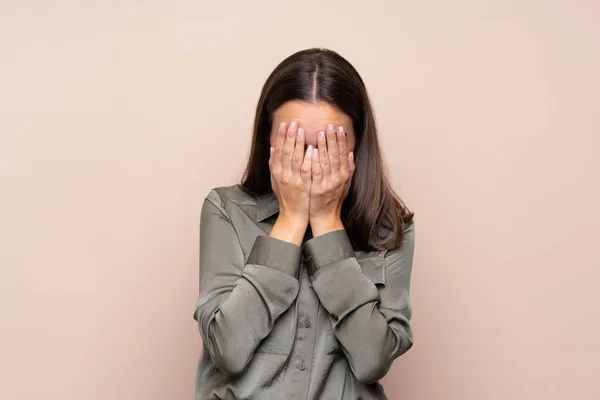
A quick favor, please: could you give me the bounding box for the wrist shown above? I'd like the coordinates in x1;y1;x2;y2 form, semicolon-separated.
309;214;344;237
270;214;308;247
278;212;309;227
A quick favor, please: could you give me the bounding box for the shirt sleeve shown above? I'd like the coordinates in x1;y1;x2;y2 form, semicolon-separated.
302;223;415;384
193;189;301;376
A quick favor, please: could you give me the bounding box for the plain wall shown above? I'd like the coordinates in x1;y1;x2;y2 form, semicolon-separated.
1;1;598;399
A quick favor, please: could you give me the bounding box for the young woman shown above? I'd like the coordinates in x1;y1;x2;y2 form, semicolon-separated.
194;48;415;400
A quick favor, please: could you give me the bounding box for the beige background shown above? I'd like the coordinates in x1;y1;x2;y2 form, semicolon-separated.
1;1;599;399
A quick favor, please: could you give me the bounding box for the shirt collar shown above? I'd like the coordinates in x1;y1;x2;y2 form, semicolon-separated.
256;190;279;222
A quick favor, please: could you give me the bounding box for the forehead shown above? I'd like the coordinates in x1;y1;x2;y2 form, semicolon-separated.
271;101;353;134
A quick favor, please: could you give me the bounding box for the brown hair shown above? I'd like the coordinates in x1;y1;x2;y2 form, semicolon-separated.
240;48;413;251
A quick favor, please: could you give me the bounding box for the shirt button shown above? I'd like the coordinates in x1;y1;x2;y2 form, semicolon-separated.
304;320;311;328
297;361;306;371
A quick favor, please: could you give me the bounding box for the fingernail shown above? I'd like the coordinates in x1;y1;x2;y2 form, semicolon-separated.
337;126;344;134
313;148;319;158
319;131;325;140
297;128;303;137
350;151;354;160
290;121;297;129
307;144;313;154
327;123;334;132
279;122;286;130
270;146;274;155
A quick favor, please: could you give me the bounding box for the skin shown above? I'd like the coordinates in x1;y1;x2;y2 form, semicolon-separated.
267;101;357;246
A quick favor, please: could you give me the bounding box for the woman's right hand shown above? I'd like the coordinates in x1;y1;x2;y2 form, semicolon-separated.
268;121;313;245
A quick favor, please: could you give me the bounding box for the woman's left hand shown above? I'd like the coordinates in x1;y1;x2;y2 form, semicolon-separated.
309;123;356;237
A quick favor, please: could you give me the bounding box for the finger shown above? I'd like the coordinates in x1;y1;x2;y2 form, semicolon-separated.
317;130;331;177
301;144;313;183
292;127;305;171
344;151;356;196
268;145;274;170
337;126;349;176
326;124;340;172
272;122;287;171
282;121;297;170
312;147;322;184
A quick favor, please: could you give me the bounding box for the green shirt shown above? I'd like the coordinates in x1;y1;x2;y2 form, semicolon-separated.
193;184;415;400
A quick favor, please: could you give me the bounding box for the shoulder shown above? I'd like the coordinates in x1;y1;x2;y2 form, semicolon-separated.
402;220;415;244
204;184;256;210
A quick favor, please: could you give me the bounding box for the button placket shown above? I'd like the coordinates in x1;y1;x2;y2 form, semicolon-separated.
287;261;318;394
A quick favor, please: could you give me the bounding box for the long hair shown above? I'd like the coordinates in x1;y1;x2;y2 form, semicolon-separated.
240;48;413;251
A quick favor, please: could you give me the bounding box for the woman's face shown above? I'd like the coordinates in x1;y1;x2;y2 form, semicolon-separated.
269;101;356;152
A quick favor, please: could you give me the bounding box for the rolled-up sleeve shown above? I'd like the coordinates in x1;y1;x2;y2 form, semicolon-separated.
303;224;415;384
193;190;301;376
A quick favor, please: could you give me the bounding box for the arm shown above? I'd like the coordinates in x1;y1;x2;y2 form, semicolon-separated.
193;189;301;375
303;223;415;384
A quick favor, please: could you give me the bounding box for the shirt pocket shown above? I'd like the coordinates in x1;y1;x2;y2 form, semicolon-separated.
357;256;386;287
